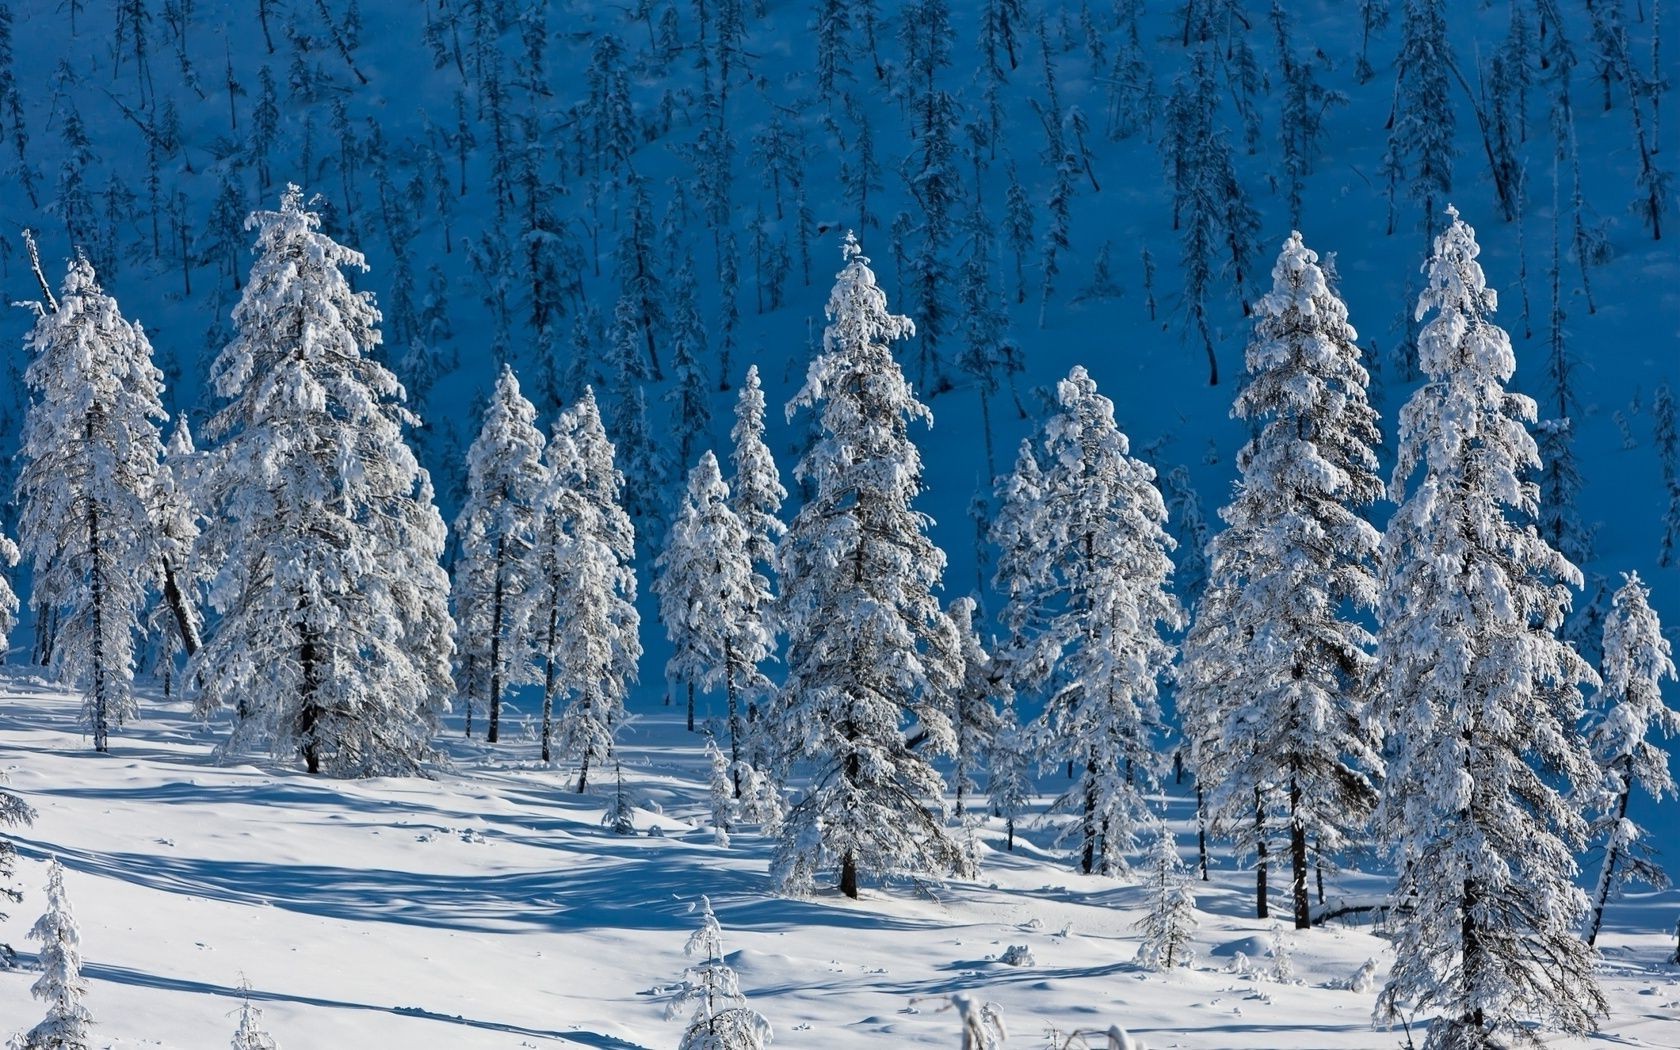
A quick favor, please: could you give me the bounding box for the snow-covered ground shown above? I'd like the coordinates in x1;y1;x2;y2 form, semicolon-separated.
2;675;1676;1049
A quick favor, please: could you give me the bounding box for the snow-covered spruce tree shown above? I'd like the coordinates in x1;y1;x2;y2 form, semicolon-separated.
1176;540;1240;887
666;895;772;1050
1194;233;1385;930
1656;383;1680;568
193;186;452;777
728;366;786;634
0;528;20;665
0;771;35;968
12;859;91;1050
1374;207;1605;1048
229;991;280;1050
655;452;772;763
17;256;166;753
452;365;547;743
1135;825;1197;971
145;419;204;695
1585;572;1680;947
996;367;1183;876
770;235;964;899
537;389;640;792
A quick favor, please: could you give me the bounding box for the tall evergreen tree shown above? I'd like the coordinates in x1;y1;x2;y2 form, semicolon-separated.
1375;207;1604;1048
194;186;452;777
0;770;33;968
452;365;547;744
728;365;786;579
1384;0;1456;240
17;257;166;753
1584;572;1679;946
1188;233;1385;930
770;235;963;898
541;389;641;792
654;452;772;772
994;368;1183;875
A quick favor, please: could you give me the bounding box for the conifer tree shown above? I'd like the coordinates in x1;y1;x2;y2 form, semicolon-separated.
146;419;204;694
655;452;772;756
1375;208;1604;1048
1584;573;1679;946
666;896;773;1050
1655;383;1680;567
452;365;547;743
728;365;786;582
1189;234;1385;930
194;187;452;777
17;257;167;753
0;771;33;969
1135;826;1197;971
13;859;91;1050
1384;0;1456;241
948;596;1010;870
770;235;964;898
229;992;280;1050
995;368;1183;875
541;389;641;792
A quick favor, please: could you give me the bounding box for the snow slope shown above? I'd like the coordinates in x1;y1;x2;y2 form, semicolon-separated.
2;675;1677;1049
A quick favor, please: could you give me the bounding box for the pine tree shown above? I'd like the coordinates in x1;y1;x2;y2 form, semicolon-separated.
1134;825;1197;971
948;597;1010;845
728;366;786;581
665;896;773;1050
1385;0;1456;241
12;859;92;1050
770;235;964;898
996;368;1184;876
1584;573;1679;947
452;365;547;743
146;419;205;694
1655;383;1680;567
17;257;166;753
1375;207;1605;1048
666;260;713;472
654;452;772;758
194;186;452;777
1190;234;1385;930
229;991;280;1050
541;389;641;792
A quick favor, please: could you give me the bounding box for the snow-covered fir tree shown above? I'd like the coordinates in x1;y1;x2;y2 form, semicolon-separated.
1134;825;1197;971
993;367;1183;876
666;896;772;1050
538;388;640;792
229;992;280;1050
0;528;20;665
1385;0;1456;240
193;186;452;777
1187;233;1385;930
1374;207;1605;1048
728;365;787;576
452;364;547;743
948;596;1010;862
770;235;964;899
16;255;167;753
12;859;92;1050
1585;572;1679;946
654;452;772;766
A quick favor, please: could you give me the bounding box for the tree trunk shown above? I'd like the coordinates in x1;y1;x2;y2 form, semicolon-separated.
840;851;859;899
487;536;506;744
1290;776;1311;930
159;554;201;655
1081;755;1098;875
88;501;108;753
1255;787;1269;920
686;681;695;733
298;614;321;775
541;595;559;764
577;739;592;793
1197;781;1210;881
724;640;742;798
1587;780;1634;947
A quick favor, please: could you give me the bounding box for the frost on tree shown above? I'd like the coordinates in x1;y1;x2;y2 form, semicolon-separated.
1374;208;1604;1049
0;528;19;665
16;256;166;753
770;235;964;899
1134;825;1197;971
1584;572;1680;947
948;595;1011;869
0;769;35;969
452;364;547;744
193;186;453;777
229;992;281;1050
665;896;772;1050
728;365;787;584
992;367;1183;876
654;451;772;774
12;859;92;1050
536;389;640;792
1184;233;1384;930
145;419;205;697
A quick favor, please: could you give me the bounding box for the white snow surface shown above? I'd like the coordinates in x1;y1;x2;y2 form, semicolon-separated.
1;675;1677;1049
